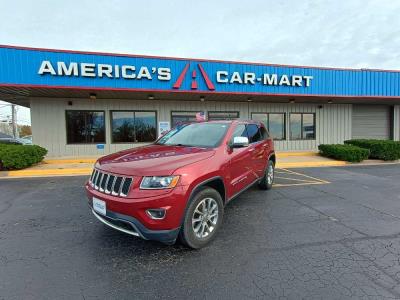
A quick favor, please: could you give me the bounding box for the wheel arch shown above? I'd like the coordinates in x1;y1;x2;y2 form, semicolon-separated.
269;152;276;166
189;176;226;204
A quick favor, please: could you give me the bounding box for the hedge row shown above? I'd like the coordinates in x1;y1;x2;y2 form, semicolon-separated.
0;144;48;170
344;139;400;161
318;144;370;162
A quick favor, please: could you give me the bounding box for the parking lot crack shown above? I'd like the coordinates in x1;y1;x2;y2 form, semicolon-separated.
289;196;370;238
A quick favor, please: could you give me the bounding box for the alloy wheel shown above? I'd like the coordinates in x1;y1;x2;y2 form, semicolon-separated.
192;197;219;239
267;163;274;185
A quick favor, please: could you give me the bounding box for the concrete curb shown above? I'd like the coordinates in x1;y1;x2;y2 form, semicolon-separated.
276;161;348;168
276;151;319;158
7;168;93;177
44;158;97;164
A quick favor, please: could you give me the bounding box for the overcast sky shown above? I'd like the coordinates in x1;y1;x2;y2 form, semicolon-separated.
1;0;400;125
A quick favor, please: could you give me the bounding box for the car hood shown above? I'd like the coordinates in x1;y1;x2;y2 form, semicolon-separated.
96;144;215;176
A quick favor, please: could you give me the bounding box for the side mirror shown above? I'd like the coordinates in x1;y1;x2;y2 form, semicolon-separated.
231;136;249;148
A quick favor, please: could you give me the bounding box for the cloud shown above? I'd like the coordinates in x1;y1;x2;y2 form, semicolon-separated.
0;0;399;70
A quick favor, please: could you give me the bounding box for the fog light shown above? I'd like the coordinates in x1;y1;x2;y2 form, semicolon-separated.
146;209;166;220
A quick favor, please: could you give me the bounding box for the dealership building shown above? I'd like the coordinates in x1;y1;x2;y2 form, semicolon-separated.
0;45;400;157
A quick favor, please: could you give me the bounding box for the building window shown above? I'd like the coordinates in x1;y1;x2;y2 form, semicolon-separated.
289;113;316;140
208;111;239;121
111;111;157;143
66;111;105;144
171;111;198;127
251;113;286;140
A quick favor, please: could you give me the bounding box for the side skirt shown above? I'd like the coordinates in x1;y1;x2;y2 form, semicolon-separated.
226;177;260;203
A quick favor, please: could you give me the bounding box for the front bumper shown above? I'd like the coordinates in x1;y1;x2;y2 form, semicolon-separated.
90;206;180;245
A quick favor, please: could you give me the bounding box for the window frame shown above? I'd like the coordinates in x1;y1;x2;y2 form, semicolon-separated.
110;110;158;144
250;112;286;140
207;111;240;121
170;111;198;127
65;110;106;145
289;113;316;140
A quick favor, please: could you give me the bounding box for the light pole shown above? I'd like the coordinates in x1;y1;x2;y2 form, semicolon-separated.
11;104;17;138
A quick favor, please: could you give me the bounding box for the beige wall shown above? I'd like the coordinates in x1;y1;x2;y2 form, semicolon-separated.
394;105;400;141
30;97;353;157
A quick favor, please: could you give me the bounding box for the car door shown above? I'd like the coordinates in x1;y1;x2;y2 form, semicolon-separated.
227;124;257;197
246;123;268;177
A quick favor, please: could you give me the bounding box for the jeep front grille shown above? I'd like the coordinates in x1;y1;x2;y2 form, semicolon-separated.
89;169;133;197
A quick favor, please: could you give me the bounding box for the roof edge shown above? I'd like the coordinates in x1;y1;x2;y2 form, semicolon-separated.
1;44;399;73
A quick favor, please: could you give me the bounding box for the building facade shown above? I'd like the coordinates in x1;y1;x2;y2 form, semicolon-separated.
0;45;399;157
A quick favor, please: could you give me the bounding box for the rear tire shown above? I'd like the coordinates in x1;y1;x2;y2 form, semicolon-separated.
179;187;224;249
258;160;274;190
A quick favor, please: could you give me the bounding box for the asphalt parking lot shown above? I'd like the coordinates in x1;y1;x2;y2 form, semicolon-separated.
1;165;400;299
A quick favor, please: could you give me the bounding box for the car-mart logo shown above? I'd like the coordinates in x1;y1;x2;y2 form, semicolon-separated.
173;63;215;90
38;60;313;89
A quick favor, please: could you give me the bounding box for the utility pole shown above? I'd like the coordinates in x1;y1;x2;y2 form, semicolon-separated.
11;104;17;138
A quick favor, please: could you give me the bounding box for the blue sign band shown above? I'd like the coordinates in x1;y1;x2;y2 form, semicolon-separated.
0;45;399;98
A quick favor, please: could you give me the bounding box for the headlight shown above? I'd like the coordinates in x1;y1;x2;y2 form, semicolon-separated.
140;176;180;189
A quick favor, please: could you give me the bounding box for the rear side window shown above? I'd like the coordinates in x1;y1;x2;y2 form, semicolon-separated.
259;126;269;139
246;124;262;143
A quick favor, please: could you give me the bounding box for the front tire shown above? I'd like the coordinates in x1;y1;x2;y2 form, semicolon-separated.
259;159;275;190
179;187;224;249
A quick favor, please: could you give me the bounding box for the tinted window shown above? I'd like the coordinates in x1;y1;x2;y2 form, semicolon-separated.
251;113;268;128
111;111;156;143
290;114;302;139
157;122;229;148
171;111;197;127
66;111;105;144
208;111;239;120
112;111;135;142
269;114;285;140
251;113;285;140
302;114;315;139
290;113;315;140
246;124;262;143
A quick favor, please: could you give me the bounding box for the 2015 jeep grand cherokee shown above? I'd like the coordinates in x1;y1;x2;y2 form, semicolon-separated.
86;120;275;249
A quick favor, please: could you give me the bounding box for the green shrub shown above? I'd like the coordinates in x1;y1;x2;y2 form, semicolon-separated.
344;139;400;161
318;144;370;162
0;144;48;170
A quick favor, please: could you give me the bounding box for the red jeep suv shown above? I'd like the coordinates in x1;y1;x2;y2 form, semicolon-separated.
86;120;275;248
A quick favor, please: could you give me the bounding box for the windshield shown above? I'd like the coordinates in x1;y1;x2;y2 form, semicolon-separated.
156;122;230;148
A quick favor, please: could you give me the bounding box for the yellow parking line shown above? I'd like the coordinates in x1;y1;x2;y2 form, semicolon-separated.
278;168;330;184
274;176;320;183
274;182;327;187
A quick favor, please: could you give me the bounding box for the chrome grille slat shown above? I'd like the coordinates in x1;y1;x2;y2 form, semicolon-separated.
120;177;133;197
90;169;132;197
105;175;115;194
99;173;108;192
91;170;99;187
89;170;96;186
95;173;103;190
118;177;126;196
112;176;123;196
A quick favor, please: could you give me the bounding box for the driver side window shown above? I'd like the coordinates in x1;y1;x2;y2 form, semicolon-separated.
230;124;247;143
